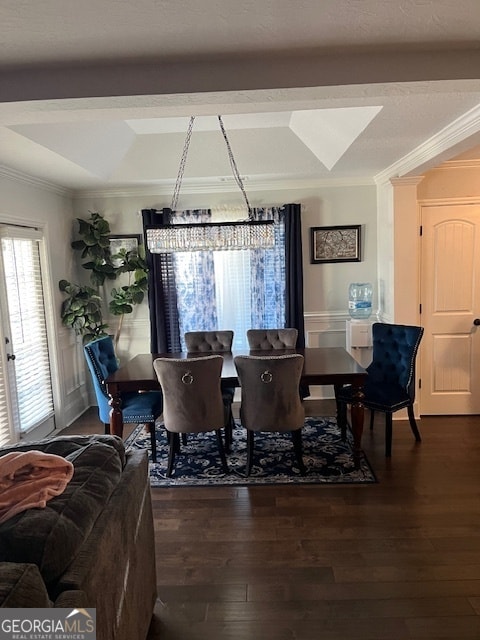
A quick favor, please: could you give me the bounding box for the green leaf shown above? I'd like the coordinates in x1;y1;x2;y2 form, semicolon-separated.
59;279;71;292
132;291;144;304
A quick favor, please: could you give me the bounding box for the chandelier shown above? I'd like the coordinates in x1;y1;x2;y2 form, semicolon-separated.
145;116;275;253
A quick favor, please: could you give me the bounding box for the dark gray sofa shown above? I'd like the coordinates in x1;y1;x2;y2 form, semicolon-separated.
0;434;157;640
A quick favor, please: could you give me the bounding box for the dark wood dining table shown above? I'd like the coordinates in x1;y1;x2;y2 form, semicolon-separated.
105;347;367;466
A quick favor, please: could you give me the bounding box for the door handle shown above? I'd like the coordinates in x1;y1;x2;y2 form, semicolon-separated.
7;353;16;361
474;319;480;326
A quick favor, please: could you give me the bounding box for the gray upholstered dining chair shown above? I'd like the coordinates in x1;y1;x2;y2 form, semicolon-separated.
185;330;234;352
153;355;229;477
184;330;236;452
246;328;298;350
234;354;306;476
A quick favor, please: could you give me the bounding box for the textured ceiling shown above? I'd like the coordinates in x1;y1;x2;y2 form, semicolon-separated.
1;0;480;192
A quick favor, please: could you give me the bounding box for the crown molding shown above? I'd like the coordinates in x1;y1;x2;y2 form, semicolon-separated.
390;176;424;187
0;163;72;196
435;158;480;170
72;174;375;199
374;103;480;184
418;195;480;206
0;161;375;199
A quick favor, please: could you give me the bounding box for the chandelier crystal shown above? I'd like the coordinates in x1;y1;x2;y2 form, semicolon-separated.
146;220;274;253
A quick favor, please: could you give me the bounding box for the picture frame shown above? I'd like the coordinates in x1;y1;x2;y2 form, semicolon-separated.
310;225;361;264
109;234;142;267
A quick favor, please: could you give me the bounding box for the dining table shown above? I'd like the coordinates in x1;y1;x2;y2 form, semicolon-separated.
105;347;367;467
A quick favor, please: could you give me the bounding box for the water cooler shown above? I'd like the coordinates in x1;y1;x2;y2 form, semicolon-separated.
346;282;373;367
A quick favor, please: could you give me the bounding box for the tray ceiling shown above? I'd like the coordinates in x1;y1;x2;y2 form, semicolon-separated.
1;1;480;192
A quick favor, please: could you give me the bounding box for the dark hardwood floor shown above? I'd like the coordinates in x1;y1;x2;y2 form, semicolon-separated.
66;404;480;639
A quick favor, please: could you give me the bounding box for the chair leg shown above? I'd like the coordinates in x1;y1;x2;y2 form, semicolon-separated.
407;405;422;442
215;430;229;474
385;413;393;457
147;422;157;462
291;430;306;476
337;400;348;441
225;405;235;453
369;410;375;430
224;408;235;453
166;432;179;477
224;422;232;454
104;423;110;435
246;431;254;476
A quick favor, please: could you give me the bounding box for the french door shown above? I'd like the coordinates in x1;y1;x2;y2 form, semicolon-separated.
0;225;56;445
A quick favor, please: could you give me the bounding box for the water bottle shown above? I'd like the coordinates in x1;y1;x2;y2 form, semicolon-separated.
348;282;373;319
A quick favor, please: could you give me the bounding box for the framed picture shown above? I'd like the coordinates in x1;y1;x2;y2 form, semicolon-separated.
310;225;361;264
109;234;142;266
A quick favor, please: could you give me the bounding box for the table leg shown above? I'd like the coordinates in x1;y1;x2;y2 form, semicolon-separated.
334;384;347;440
350;383;365;469
109;391;124;438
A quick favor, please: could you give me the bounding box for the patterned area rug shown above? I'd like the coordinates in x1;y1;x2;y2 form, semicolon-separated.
125;416;377;487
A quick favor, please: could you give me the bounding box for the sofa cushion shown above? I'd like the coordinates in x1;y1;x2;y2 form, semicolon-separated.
0;438;124;587
0;563;52;608
0;434;126;466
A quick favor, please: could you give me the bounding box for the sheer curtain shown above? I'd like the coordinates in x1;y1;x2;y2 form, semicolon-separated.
213;251;251;350
170;210;218;344
249;207;286;329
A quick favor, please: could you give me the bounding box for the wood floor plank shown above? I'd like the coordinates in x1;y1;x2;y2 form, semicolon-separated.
65;408;480;640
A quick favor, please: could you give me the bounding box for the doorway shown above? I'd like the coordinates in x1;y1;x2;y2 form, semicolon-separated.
0;224;57;444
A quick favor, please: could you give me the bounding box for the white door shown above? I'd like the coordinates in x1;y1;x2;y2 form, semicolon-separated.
0;225;56;444
420;204;480;414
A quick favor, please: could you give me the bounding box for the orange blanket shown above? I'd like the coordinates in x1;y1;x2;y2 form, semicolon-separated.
0;450;74;524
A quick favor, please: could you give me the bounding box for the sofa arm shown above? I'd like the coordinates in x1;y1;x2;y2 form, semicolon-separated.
0;563;52;608
54;590;88;608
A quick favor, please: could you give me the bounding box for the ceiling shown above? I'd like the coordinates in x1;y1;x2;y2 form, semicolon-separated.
2;0;480;193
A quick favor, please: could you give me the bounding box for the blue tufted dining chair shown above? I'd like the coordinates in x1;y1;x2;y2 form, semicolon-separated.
84;336;163;461
336;322;424;457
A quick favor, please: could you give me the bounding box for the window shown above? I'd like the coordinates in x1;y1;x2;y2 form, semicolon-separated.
172;208;286;350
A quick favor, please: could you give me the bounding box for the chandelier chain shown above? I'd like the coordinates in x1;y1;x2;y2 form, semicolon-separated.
171;115;252;215
217;115;252;215
171;116;195;211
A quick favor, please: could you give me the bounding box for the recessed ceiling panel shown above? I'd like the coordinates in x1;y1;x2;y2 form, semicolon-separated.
9;121;136;179
127;112;292;134
289;107;383;170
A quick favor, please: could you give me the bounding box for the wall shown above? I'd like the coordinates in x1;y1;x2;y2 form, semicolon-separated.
417;162;480;201
74;181;378;398
376;180;394;321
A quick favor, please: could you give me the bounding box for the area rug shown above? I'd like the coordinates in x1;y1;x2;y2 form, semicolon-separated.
125;416;377;487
